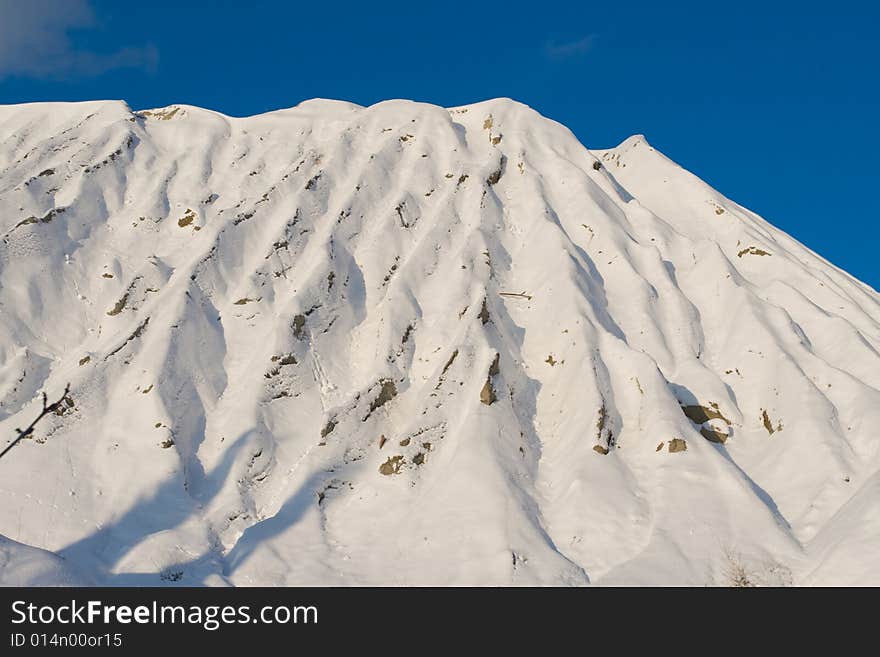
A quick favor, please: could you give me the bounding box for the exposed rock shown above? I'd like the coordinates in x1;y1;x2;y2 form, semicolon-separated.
700;427;728;444
668;438;688;453
761;409;782;435
369;379;398;413
479;298;490;324
480;378;496;406
292;314;306;339
177;208;197;228
379;455;404;476
737;246;771;258
320;418;337;438
681;403;731;425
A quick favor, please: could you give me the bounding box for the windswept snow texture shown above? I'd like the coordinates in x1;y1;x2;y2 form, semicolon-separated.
0;98;878;586
0;536;91;586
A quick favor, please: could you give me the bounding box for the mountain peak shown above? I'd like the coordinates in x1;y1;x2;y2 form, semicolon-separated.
0;98;878;586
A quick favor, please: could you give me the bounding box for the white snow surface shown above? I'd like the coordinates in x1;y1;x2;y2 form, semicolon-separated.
0;535;91;586
0;98;878;586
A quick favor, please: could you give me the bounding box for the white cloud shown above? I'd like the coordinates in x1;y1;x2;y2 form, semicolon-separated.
0;0;157;79
545;35;595;60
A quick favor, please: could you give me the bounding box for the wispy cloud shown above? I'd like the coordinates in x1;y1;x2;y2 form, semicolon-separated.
545;35;596;60
0;0;158;79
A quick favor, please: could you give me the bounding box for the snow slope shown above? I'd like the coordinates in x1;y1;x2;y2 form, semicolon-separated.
0;535;91;586
0;98;878;586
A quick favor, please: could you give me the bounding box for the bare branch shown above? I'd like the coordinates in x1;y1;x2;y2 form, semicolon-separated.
0;383;71;461
499;291;533;301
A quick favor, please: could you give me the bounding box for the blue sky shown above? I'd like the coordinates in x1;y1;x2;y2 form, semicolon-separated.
1;0;877;290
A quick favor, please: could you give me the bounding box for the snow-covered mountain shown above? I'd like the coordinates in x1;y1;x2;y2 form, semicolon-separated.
1;98;878;586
